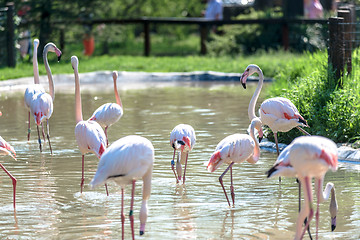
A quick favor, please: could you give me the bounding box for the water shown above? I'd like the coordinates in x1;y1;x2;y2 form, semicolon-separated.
0;81;358;239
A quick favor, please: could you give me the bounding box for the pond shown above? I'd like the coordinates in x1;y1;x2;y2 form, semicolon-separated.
0;79;358;239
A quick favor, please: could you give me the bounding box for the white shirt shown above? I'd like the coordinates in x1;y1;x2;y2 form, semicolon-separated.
205;0;223;20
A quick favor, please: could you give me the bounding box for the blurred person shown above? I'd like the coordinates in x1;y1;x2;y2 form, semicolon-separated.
17;4;32;60
304;0;324;18
204;0;223;20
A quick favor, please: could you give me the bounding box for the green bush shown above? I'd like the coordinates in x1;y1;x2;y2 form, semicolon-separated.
266;50;360;145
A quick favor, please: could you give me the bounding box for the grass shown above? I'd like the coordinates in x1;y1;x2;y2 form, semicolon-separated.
0;47;304;81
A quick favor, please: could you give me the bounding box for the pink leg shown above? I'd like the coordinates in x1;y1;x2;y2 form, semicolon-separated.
230;166;235;207
129;180;136;240
219;162;234;207
121;188;125;240
316;179;321;240
105;126;109;147
27;112;31;141
300;176;314;240
182;152;189;184
171;149;179;183
0;163;17;209
37;125;42;152
80;155;85;193
41;123;46;142
274;132;281;182
46;119;53;155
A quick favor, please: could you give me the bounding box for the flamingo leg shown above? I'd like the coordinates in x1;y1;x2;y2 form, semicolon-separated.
105;183;109;196
182;152;189;184
129;180;136;240
104;126;109;147
176;154;182;182
0;163;16;209
46;119;53;155
121;187;125;240
274;132;281;182
296;126;311;136
299;176;314;240
41;123;46;142
219;162;234;207
27;111;31;141
171;149;179;183
316;179;321;240
80;155;85;193
230;166;235;207
37;125;42;152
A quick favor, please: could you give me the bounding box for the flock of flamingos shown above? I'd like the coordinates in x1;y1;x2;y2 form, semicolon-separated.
0;39;340;240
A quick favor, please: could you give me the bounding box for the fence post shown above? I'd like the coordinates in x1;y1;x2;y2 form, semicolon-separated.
200;24;207;55
281;20;289;51
6;2;15;68
338;10;352;74
144;21;150;57
328;17;345;86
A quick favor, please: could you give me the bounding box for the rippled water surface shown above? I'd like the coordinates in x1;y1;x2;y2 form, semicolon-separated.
0;81;359;239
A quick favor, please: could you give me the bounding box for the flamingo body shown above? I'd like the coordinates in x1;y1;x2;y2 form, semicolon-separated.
207;118;262;207
267;135;338;240
89;102;123;128
207;133;258;173
75;120;106;158
90;135;154;238
260;97;307;133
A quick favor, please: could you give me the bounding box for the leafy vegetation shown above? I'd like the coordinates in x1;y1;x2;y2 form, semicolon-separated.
266;50;360;145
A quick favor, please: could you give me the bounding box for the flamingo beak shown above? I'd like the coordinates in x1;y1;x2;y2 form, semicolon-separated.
240;70;249;89
331;217;336;231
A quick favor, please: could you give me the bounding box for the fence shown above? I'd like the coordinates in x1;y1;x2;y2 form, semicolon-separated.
0;2;15;67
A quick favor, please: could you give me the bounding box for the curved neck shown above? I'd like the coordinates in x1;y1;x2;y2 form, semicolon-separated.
247;122;260;164
248;68;264;121
74;67;83;123
113;77;122;107
43;46;55;100
33;43;40;84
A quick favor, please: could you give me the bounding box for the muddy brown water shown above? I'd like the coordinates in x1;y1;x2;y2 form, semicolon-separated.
0;79;358;239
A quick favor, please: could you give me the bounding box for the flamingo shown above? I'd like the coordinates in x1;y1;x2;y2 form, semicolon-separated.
29;42;62;154
71;56;108;195
90;135;154;239
266;135;338;240
89;71;123;146
170;124;196;184
240;64;310;155
24;39;45;141
207;117;263;207
0;111;17;209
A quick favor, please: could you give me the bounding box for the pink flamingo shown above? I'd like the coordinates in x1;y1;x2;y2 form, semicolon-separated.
24;39;45;141
71;56;108;195
266;135;338;240
29;42;62;154
90;135;154;239
0;111;17;209
207;118;263;207
240;64;310;155
170;124;196;184
89;71;123;146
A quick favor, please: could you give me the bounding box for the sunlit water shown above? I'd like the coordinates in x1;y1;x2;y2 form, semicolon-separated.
0;81;358;239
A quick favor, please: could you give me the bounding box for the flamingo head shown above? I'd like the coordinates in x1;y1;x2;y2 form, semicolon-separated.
251;117;263;143
112;71;118;81
207;151;222;173
71;56;79;70
240;64;262;89
45;42;62;61
298;116;309;128
34;112;44;125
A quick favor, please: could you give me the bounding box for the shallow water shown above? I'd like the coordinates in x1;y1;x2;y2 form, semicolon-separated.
0;82;358;239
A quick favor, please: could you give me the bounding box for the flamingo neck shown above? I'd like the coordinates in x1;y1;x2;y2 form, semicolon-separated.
33;43;40;84
74;68;83;123
113;77;122;107
43;46;55;100
248;68;264;121
249;122;260;163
